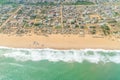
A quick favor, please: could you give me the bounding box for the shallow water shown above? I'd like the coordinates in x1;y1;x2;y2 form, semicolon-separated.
0;47;120;80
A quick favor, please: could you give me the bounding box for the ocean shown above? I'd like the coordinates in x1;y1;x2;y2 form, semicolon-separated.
0;47;120;80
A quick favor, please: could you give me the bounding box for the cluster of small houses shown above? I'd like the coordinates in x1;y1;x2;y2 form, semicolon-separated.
0;4;120;37
0;5;15;26
8;0;120;4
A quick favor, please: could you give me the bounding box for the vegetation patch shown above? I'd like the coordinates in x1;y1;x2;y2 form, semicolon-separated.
64;1;94;5
0;0;8;4
101;24;110;36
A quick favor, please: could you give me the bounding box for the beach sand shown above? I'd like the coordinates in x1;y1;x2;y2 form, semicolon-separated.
0;33;120;50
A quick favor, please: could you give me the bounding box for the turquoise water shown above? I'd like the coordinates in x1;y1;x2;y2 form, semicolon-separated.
0;47;120;80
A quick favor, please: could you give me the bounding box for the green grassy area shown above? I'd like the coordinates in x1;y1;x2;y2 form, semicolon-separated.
28;2;55;6
24;1;94;6
0;0;94;6
0;0;18;7
75;1;94;5
64;1;94;5
0;0;9;4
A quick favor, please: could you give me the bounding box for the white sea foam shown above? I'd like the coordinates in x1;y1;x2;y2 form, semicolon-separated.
8;63;24;67
1;47;120;64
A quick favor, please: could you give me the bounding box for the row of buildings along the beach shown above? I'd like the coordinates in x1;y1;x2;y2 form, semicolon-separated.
8;0;120;3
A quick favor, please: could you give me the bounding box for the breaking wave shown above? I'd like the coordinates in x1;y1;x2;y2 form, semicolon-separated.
0;47;120;64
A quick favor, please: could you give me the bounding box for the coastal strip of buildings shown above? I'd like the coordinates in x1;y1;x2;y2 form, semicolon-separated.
8;0;120;4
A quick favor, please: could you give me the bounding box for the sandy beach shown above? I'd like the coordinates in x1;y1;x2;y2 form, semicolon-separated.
0;33;120;50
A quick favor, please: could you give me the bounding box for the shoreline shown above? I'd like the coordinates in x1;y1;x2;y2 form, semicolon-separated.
0;33;120;50
0;45;120;50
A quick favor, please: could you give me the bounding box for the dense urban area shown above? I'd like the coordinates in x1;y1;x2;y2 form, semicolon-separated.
0;0;120;39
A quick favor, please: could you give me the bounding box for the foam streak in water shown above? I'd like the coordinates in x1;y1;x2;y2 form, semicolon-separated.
1;47;120;64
